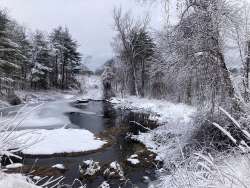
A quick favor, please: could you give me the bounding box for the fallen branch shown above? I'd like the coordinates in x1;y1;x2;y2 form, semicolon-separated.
129;121;151;131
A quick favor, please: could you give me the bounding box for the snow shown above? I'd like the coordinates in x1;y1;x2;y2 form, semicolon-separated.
52;164;65;170
127;158;140;165
0;99;81;129
0;100;9;108
16;90;77;104
104;161;124;178
130;154;138;158
5;163;23;169
127;154;140;165
156;152;250;188
77;75;103;100
0;172;39;188
110;96;195;124
0;128;106;155
32;176;40;181
99;181;110;188
110;161;120;170
215;154;250;188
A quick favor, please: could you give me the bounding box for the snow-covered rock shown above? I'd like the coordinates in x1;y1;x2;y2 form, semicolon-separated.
127;158;140;165
103;161;124;179
79;160;101;176
127;154;140;165
99;181;110;188
142;176;150;183
52;164;65;170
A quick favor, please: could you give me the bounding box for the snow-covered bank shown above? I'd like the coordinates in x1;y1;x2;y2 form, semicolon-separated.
110;96;196;162
0;128;107;155
110;96;195;124
110;97;250;188
110;97;196;162
77;75;103;100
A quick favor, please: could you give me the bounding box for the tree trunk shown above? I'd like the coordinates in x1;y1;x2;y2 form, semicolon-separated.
132;62;139;96
244;41;250;101
61;61;65;90
141;60;145;97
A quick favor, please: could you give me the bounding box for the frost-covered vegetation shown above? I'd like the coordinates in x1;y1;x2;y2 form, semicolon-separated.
103;0;250;187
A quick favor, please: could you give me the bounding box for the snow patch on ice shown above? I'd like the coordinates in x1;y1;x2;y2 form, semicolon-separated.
0;128;106;155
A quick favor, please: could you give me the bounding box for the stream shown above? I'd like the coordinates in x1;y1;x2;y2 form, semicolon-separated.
15;100;161;188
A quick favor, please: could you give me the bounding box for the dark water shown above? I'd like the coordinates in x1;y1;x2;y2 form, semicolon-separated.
22;101;160;188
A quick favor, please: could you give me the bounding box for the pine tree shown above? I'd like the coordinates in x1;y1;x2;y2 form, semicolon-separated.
30;31;52;89
50;26;81;89
0;10;24;93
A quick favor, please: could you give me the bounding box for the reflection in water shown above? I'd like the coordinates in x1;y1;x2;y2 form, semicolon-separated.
23;101;159;188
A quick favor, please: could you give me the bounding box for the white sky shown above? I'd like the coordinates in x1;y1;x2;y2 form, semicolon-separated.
0;0;164;70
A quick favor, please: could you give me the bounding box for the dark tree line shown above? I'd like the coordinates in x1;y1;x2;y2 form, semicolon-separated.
0;9;81;96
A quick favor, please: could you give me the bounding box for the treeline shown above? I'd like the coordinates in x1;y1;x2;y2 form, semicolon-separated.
105;1;250;112
0;9;81;96
103;8;157;99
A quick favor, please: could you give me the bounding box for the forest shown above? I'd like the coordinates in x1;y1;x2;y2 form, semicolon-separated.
1;0;250;188
0;9;81;97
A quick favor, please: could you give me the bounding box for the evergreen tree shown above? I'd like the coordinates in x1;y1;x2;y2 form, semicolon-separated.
30;31;52;89
50;26;81;89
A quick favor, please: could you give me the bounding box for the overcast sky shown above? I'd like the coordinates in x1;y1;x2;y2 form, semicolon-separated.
0;0;164;70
